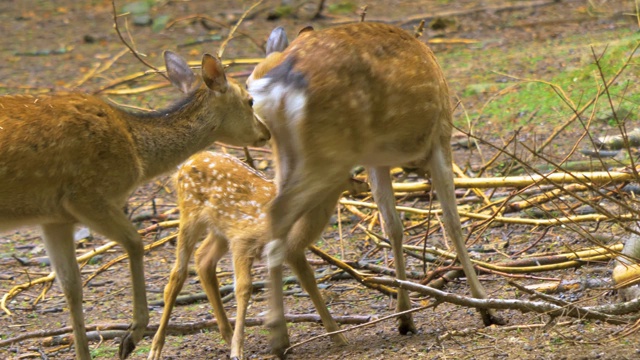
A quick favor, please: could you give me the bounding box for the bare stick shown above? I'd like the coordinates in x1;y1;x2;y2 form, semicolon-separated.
0;314;372;348
359;5;368;22
368;277;630;325
284;305;433;355
312;0;327;19
110;0;169;81
217;0;264;59
414;19;426;38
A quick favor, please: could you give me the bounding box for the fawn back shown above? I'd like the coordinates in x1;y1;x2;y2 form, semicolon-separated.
149;151;366;360
246;23;503;358
0;51;269;360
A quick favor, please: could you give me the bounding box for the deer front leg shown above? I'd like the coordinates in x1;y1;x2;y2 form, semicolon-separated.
42;223;91;360
65;201;149;359
368;166;417;335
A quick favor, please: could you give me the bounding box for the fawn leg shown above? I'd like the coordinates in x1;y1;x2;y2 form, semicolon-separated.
195;233;233;342
148;220;206;360
228;245;255;360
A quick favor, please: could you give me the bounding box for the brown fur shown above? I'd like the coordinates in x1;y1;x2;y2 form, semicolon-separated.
247;23;502;358
0;51;270;360
149;152;365;360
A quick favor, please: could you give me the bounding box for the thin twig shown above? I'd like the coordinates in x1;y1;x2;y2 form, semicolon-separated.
110;0;169;81
217;0;264;59
284;305;432;355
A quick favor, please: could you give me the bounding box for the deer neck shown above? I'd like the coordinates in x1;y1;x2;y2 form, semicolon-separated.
117;89;218;181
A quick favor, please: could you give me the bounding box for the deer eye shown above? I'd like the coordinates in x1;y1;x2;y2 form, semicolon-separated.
248;98;254;107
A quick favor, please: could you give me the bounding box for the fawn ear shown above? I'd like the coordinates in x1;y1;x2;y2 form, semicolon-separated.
201;54;228;93
266;27;289;55
164;51;198;94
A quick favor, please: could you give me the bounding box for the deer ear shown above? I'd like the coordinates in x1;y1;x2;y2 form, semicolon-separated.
297;25;314;36
266;27;289;55
164;51;198;94
201;53;228;93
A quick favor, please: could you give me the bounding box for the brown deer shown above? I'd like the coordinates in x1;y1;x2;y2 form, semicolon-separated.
247;23;504;357
0;51;270;360
148;151;366;360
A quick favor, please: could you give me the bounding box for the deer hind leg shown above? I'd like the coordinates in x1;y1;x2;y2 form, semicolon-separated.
195;232;233;343
285;185;350;345
368;166;417;335
148;219;207;360
41;223;91;360
228;241;256;360
266;162;351;358
64;201;149;359
427;143;504;326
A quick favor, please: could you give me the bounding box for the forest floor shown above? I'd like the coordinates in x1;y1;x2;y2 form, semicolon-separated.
1;0;640;359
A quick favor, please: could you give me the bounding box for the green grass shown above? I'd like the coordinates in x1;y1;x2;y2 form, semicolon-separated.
91;346;118;358
439;29;640;131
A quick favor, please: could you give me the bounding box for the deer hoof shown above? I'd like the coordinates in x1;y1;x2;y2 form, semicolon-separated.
397;314;417;335
481;309;507;326
118;332;136;359
270;336;290;359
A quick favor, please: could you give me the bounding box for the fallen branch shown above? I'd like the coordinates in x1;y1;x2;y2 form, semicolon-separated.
308;245;397;296
93;58;262;94
390;171;635;193
367;277;630;325
342;198;637;226
284;305;432;355
83;233;178;286
0;220;179;315
1;314;372;348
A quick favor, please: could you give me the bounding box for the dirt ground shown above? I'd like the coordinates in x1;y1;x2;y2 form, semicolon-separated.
1;0;640;359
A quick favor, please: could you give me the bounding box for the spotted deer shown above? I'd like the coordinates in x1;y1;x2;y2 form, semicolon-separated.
148;151;365;359
247;23;504;357
0;51;269;360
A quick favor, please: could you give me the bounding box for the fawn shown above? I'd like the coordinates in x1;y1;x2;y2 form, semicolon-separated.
148;151;366;360
247;23;504;357
0;51;269;360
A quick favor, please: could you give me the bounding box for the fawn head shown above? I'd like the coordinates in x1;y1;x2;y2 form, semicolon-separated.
165;51;270;147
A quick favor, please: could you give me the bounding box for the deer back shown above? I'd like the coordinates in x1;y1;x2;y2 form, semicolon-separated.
247;23;453;168
0;51;269;230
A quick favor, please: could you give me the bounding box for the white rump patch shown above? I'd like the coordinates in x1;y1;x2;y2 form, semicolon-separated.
284;89;306;123
248;78;307;127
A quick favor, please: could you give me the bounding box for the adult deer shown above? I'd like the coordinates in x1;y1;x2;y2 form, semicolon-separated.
247;23;503;358
148;151;366;360
0;51;269;360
